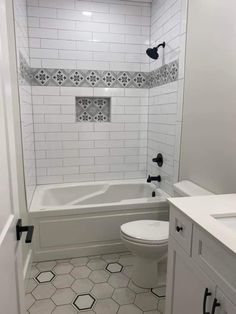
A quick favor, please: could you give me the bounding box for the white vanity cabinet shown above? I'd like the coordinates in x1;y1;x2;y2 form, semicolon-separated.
165;205;236;314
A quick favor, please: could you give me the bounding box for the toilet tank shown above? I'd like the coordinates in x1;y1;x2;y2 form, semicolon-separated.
173;180;213;197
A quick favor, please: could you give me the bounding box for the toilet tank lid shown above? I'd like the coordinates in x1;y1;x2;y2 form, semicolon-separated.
173;180;213;197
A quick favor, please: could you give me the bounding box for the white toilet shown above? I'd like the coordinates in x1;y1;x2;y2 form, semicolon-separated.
120;180;212;288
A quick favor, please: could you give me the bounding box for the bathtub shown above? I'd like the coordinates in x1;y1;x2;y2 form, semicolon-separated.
30;179;169;261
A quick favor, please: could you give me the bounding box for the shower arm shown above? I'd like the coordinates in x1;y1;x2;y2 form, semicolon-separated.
156;42;166;50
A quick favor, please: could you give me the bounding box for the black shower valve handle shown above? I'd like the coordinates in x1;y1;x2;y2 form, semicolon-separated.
152;153;163;167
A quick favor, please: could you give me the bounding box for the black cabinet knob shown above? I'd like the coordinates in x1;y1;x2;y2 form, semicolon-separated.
176;226;183;232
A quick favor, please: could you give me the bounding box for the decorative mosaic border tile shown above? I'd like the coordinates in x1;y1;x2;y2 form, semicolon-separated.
31;68;150;88
18;53;32;85
19;53;179;89
76;97;110;122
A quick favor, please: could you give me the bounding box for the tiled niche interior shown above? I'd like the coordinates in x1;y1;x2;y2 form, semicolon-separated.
76;97;111;122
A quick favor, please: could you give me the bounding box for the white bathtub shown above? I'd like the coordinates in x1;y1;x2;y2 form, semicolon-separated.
30;180;169;261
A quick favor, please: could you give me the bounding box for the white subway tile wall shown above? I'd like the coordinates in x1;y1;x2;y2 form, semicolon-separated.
27;0;151;72
26;0;150;185
147;0;187;195
32;86;148;184
14;0;36;206
11;0;188;193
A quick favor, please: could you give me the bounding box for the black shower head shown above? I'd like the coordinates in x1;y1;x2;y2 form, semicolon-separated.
146;42;166;60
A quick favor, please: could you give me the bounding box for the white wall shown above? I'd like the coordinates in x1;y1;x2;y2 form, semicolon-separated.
26;0;150;184
27;0;151;72
32;86;148;184
180;0;236;194
21;0;186;188
14;0;36;206
147;0;187;195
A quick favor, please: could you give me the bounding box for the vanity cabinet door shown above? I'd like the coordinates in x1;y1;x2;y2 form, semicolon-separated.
214;288;236;314
166;237;216;314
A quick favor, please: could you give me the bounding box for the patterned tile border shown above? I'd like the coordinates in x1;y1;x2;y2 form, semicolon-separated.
18;53;32;85
19;52;179;89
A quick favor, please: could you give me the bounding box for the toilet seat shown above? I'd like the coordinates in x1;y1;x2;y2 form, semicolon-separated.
120;220;169;245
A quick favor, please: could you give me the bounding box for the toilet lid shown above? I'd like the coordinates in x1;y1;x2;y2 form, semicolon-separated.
121;220;169;243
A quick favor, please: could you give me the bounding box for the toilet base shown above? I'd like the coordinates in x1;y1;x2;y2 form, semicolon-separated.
132;257;159;288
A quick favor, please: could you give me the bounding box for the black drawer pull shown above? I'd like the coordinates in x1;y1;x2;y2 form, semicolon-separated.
16;219;34;243
176;226;183;232
211;298;220;314
203;288;212;314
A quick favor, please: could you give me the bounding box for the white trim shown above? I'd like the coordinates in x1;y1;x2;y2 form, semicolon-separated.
23;248;33;290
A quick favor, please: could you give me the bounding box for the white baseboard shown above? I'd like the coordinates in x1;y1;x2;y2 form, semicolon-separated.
23;248;32;290
33;242;126;262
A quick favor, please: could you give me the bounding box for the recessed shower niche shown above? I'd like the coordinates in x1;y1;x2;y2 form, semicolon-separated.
75;97;111;122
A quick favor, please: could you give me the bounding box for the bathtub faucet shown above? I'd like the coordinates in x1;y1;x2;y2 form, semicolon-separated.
147;175;161;183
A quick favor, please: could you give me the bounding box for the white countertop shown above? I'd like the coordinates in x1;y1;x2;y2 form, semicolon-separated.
168;194;236;254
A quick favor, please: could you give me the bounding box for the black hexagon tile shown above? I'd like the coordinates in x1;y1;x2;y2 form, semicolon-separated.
35;271;55;283
151;286;166;298
105;262;123;273
73;294;96;311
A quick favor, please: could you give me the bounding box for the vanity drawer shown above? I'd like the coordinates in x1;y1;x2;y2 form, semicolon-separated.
169;205;193;255
192;225;236;303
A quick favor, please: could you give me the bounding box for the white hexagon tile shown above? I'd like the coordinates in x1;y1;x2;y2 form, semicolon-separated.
26;253;166;314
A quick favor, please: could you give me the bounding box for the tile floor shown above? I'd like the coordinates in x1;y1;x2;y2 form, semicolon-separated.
26;253;166;314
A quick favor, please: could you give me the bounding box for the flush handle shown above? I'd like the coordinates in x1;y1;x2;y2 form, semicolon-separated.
16;219;34;243
176;226;183;232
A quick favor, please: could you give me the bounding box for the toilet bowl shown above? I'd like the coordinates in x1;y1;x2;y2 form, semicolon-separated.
120;180;213;288
120;220;169;288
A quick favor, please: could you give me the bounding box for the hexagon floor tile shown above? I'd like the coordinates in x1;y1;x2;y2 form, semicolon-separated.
35;271;55;283
27;253;166;314
106;262;123;273
113;287;136;305
53;274;74;289
87;258;107;270
89;269;109;283
71;265;91;279
71;278;94;294
91;282;114;299
32;283;56;300
151;286;166;298
94;298;119;314
51;287;75;305
73;294;96;311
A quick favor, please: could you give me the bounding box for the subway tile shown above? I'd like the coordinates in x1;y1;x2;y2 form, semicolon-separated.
80;165;109;174
93;32;125;44
42;59;77;69
32;86;60;95
76;21;109;33
38;0;75;9
29;27;57;39
58;30;92;41
37;175;64;184
41;39;76;50
27;6;57;18
110;4;142;16
79;148;109;157
95;172;123;181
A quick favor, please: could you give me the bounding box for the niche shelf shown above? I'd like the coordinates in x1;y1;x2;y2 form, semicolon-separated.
75;97;111;122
